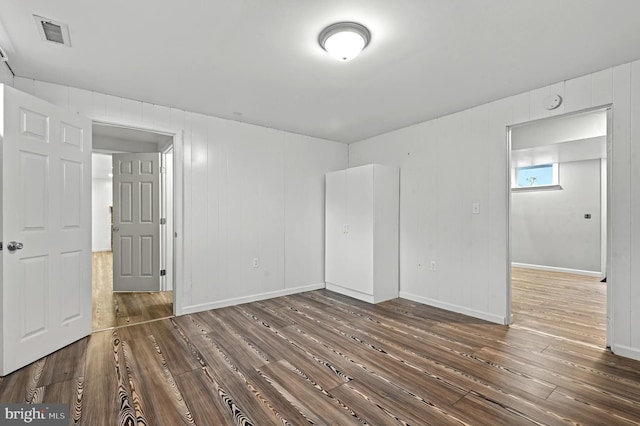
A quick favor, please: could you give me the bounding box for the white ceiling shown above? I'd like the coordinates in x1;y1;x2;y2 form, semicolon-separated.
93;123;172;144
1;1;640;143
93;123;171;153
511;109;606;150
511;109;607;167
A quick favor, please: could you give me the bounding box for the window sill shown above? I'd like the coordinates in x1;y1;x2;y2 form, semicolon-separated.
511;185;562;192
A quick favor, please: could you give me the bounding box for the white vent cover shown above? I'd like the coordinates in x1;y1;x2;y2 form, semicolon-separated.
0;45;7;61
33;15;71;46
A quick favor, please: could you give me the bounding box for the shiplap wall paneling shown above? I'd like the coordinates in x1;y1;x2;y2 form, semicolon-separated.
564;74;592;112
468;104;493;316
348;66;625;330
188;113;212;306
284;132;348;289
485;96;512;319
11;76;347;317
630;60;640;349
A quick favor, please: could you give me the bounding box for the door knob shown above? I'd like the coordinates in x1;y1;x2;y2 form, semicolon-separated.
7;241;23;253
112;226;119;232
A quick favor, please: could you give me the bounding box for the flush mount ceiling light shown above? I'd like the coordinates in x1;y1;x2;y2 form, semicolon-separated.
319;22;370;61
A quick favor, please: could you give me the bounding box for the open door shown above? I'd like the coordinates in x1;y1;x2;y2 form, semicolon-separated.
0;85;92;376
112;153;161;292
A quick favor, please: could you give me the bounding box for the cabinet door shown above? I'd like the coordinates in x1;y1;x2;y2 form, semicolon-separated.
346;166;374;294
325;170;348;285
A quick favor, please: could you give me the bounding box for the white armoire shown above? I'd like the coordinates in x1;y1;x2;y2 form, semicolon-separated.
325;164;399;303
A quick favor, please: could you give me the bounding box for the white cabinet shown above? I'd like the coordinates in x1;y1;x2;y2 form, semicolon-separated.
325;164;399;303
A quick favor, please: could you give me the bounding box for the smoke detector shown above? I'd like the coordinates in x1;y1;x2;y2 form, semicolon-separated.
33;15;71;47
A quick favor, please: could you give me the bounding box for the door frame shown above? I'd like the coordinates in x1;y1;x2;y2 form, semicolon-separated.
92;120;183;316
505;105;612;347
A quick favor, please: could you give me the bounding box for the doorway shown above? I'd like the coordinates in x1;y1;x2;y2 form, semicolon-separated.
507;107;611;347
91;123;175;330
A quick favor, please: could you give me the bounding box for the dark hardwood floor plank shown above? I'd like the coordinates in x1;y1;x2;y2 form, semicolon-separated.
120;335;195;425
3;268;640;424
182;323;295;425
545;387;640;425
148;319;203;376
300;293;558;401
0;358;46;403
330;374;469;425
328;382;409;426
78;331;119;425
41;377;84;425
277;302;469;408
38;338;87;387
213;306;352;390
259;360;366;425
174;370;235;426
451;394;538;426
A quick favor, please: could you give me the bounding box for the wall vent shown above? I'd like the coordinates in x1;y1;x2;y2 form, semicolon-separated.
33;15;71;46
0;45;7;61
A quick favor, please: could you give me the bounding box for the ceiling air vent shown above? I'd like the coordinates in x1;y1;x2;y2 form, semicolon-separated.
33;15;71;47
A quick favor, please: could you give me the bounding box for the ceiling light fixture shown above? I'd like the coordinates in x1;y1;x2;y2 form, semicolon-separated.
319;22;370;61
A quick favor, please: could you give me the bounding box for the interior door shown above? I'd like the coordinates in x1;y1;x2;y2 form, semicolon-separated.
0;85;92;376
112;153;161;292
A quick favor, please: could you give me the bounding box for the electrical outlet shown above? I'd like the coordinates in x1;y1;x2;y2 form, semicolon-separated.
430;261;437;271
252;258;259;268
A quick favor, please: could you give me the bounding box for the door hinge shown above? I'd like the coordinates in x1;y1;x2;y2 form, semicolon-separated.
0;242;2;251
160;218;166;225
160;269;166;276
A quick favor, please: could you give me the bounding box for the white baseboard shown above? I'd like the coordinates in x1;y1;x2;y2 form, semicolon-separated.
399;291;507;325
179;282;325;315
325;283;375;303
511;262;603;278
612;344;640;362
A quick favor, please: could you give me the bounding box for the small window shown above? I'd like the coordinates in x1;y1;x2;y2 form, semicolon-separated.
512;163;560;191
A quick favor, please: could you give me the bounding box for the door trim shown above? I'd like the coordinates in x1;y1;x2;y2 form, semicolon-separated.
505;105;612;346
91;120;183;316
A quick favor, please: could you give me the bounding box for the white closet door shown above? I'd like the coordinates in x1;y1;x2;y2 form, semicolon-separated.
325;170;348;286
346;165;374;294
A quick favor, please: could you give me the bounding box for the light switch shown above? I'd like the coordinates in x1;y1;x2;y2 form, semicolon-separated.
472;203;480;214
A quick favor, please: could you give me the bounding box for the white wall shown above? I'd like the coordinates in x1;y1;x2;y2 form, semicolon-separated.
350;62;640;361
511;160;602;273
9;77;347;315
91;153;113;252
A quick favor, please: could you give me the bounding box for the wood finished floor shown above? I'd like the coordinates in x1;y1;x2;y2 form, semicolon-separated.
2;268;639;425
92;251;173;330
511;267;607;348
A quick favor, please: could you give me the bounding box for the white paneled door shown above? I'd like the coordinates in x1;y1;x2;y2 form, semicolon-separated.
112;153;161;292
0;85;92;376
